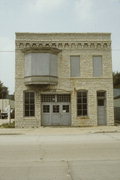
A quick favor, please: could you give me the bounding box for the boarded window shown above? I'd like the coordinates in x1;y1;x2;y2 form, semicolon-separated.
24;92;35;117
77;91;88;116
70;56;80;77
93;56;102;77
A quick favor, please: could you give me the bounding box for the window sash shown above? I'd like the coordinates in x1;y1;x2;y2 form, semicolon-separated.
24;92;35;117
43;105;50;113
77;91;88;116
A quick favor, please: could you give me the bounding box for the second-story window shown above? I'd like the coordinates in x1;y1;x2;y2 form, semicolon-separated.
70;56;80;77
93;56;103;77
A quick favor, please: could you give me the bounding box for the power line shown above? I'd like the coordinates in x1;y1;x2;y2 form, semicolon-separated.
0;51;15;52
0;49;120;53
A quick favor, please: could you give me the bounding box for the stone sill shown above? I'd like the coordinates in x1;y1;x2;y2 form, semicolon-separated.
77;116;89;120
23;117;36;120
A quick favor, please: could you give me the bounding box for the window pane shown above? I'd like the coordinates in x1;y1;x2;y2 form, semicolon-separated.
25;105;29;111
63;105;69;113
41;95;55;102
25;92;29;98
43;105;50;113
77;98;82;103
30;98;34;104
83;98;87;103
83;110;87;115
30;92;34;98
30;105;35;111
30;111;35;116
77;104;82;109
82;92;87;97
25;111;29;116
53;105;59;113
83;104;87;109
25;98;29;104
98;99;104;106
77;110;82;116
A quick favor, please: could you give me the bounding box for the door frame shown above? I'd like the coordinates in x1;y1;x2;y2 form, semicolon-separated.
41;94;71;126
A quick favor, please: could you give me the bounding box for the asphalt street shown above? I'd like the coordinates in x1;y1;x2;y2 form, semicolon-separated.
0;132;120;180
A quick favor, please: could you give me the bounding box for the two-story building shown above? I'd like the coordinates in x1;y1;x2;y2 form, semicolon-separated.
15;33;114;128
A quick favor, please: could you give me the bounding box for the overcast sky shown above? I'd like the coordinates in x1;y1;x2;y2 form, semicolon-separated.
0;0;120;94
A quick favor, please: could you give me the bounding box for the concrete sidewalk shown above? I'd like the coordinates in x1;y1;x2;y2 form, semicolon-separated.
0;126;120;135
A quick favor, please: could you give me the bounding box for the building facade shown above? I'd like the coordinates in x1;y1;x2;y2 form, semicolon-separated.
114;89;120;123
15;33;114;128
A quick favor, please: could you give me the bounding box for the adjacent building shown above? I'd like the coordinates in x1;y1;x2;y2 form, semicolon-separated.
0;99;14;119
114;88;120;123
15;33;114;128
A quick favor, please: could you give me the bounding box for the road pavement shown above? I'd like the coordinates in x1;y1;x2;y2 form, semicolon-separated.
0;131;120;180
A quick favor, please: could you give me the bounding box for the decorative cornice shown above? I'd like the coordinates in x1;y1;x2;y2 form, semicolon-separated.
16;32;111;41
16;40;111;50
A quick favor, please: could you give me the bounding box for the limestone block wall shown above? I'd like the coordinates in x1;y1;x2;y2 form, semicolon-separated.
15;33;114;128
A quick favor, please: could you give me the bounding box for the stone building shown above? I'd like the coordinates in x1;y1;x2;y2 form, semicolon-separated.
15;33;114;128
114;89;120;123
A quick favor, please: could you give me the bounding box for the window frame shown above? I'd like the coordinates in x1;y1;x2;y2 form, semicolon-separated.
77;90;88;117
43;105;50;113
53;105;59;113
63;105;69;113
97;90;106;107
93;55;103;77
24;91;35;117
70;55;80;77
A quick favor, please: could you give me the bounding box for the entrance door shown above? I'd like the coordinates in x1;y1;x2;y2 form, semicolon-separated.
51;104;61;125
97;91;106;125
41;94;71;126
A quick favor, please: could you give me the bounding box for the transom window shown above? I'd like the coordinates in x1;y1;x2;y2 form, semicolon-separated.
77;91;88;116
97;91;106;106
41;95;55;102
97;91;106;97
24;92;35;117
57;94;70;102
41;94;70;102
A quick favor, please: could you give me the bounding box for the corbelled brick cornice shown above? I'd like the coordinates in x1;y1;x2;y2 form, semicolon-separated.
15;32;111;50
